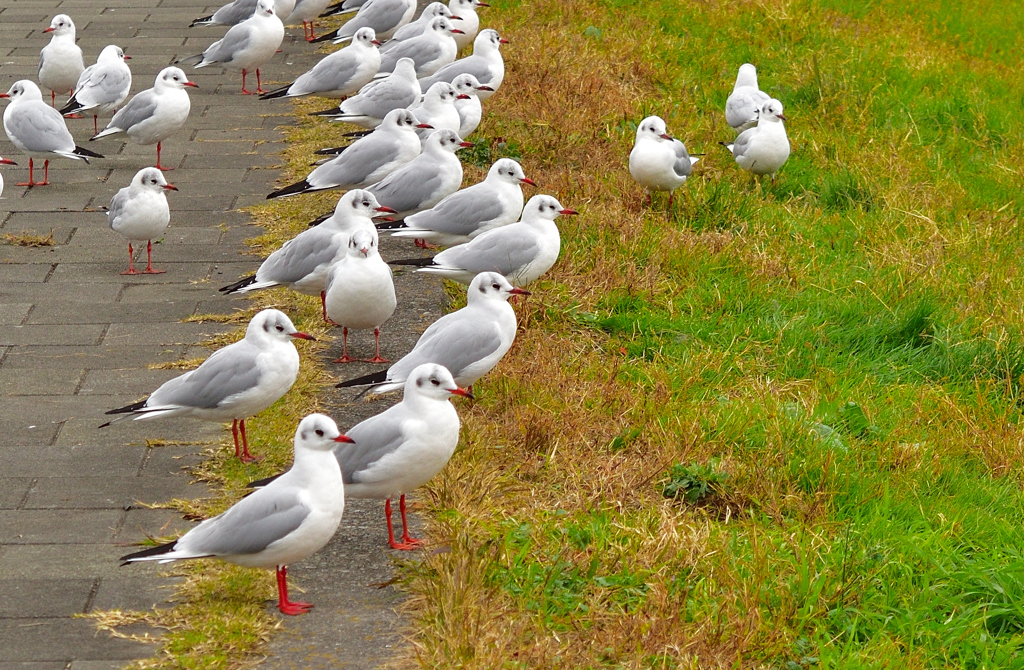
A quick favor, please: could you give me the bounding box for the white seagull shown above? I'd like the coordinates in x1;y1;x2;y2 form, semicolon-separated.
448;0;488;50
90;67;198;171
392;194;577;286
190;0;296;28
259;27;381;100
409;81;461;142
108;167;179;275
324;228;397;363
375;16;462;78
191;0;285;95
337;272;524;395
61;45;133;136
220;190;393;319
418;28;506;99
314;0;416;43
312;57;420;128
378;2;456;54
451;73;491;138
628;115;698;208
389;157;533;246
268;108;430;198
723;98;790;182
122;413;353;616
1;80;104;187
101;309;316;463
38;14;85;107
725;63;770;133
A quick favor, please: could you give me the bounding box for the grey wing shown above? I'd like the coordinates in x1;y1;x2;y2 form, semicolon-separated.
407;189;504;235
672;139;692;178
6;106;74;153
341;0;408;37
257;229;341;283
148;341;262;409
212;0;258;24
391;314;504;381
422;56;489;88
387;18;423;42
436;227;539;275
298;52;361;93
344;80;416;117
185;488;310;555
731;127;755;159
107;187;132;227
380;38;440;72
204;24;254;63
310;135;399;187
336;408;408;484
110;90;159;130
80;66;131;105
367;161;446;212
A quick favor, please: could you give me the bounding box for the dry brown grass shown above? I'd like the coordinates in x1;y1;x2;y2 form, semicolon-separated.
2;229;55;247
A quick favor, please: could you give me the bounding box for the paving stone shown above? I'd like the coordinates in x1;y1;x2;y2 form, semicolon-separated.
0;510;125;544
0;479;32;510
0;445;146;478
0;324;105;346
0;367;84;395
89;575;184;614
0;619;152;662
23;475;206;510
0;304;32;326
0;345;191;370
0;578;95;618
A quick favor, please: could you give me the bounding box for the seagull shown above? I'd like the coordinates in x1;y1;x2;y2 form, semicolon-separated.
418;28;506;99
388;157;532;246
378;2;456;54
1;80;104;187
283;0;334;41
364;128;471;220
101;309;316;463
628;115;698;208
324;229;396;363
108;167;179;275
409;81;461;142
259;28;381;100
725;63;770;133
268;108;429;198
220;189;392;320
190;0;285;95
391;194;577;286
722;98;790;182
90;67;198;171
313;0;416;43
38;14;84;107
0;156;17;199
190;0;296;28
310;58;420;128
451;73;491;138
375;16;462;79
448;0;488;50
60;45;132;136
337;272;524;394
122;413;353;616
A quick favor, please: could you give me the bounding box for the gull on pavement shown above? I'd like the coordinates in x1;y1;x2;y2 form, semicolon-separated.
107;167;179;275
38;14;84;106
60;45;132;136
191;0;285;95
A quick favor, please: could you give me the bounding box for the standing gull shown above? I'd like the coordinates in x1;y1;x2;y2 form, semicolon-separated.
337;272;525;394
101;309;315;463
418;28;506;99
61;45;133;136
108;167;179;275
90;67;197;171
283;0;334;41
722;98;790;182
1;80;104;187
409;81;461;142
451;73;491;138
38;14;84;107
725;63;770;133
311;57;420;128
122;414;353;616
629;115;698;208
260;27;381;100
190;0;285;95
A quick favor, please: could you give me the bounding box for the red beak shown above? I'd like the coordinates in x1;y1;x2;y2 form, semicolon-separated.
183;81;199;88
0;158;16;166
477;1;490;5
477;85;494;91
498;37;509;44
375;205;397;213
290;332;316;341
0;94;9;99
416;123;434;129
519;177;536;186
372;40;381;46
456;93;470;99
559;208;579;216
459;141;474;148
777;113;787;121
509;287;531;296
660;133;673;140
334;434;355;443
43;27;55;33
451;28;465;34
162;183;178;191
123;55;131;60
449;387;474;399
449;14;463;20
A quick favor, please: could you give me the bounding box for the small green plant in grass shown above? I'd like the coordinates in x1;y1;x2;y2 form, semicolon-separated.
659;460;727;504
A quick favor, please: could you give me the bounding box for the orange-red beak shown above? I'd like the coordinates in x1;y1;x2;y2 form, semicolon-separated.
43;27;55;33
520;177;536;186
290;332;316;341
416;123;434;129
559;208;579;216
510;287;531;296
375;205;397;213
499;37;509;44
0;158;16;166
449;387;474;399
459;141;474;148
334;434;355;443
183;81;199;88
163;183;178;191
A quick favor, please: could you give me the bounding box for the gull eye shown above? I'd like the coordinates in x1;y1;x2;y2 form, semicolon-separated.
491;283;500;290
315;429;324;437
275;325;284;331
431;378;441;386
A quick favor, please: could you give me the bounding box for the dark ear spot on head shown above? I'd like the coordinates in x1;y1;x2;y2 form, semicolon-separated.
416;378;424;387
262;322;270;331
478;284;486;293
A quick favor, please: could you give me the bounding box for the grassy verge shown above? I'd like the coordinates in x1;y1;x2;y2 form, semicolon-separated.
396;0;1024;667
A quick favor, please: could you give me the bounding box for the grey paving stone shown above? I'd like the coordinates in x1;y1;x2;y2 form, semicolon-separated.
0;619;152;662
0;264;52;283
103;321;231;346
115;508;196;542
23;476;206;510
0;304;32;326
0;345;191;370
0;545;128;581
0;324;105;346
0;367;84;395
0;444;146;478
0;578;94;618
0;509;125;544
25;300;201;325
89;575;184;614
0;479;32;510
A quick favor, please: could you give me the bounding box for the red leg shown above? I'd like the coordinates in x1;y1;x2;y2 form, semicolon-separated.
398;494;422;548
320;291;329;323
331;327;355;363
241;69;254;95
668;192;674;209
238;418;259;462
385;498;418;550
39;160;50;186
17;158;37;187
255;69;266;94
155;142;173;171
276;565;312;615
141;240;166;274
120;243;140;275
51;91;56;107
364;328;388;363
93;115;98;135
231;419;241;459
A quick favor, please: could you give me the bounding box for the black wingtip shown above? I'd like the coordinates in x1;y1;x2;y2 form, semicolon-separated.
258;85;292;100
342;130;372;138
267;179;314;199
59;97;80;116
375;219;407;230
219;274;258;293
387;257;435;267
309;107;341;117
105;399;149;416
335;369;389;388
74;146;105;160
120;538;178;564
189;14;214;27
310;31;335;43
313;145;349;156
308;212;332;227
246;473;283;489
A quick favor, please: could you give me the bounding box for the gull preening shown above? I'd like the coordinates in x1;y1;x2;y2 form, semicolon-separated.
60;45;133;136
337;272;524;394
375;16;462;79
90;67;198;171
108;167;179;275
1;80;104;187
191;0;285;95
725;63;770;133
259;27;381;100
324;228;397;363
629;115;698;208
268;108;429;198
101;309;315;463
390;157;533;246
418;28;506;99
312;57;420;128
314;0;416;43
38;14;84;107
392;194;577;286
122;414;353;616
723;98;790;182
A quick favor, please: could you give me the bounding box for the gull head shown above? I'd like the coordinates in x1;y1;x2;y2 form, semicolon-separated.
336;189;388;220
383;108;432;131
347;228;377;258
156;67;198;91
475;29;507;52
353;27;379;47
760;98;786;123
424;2;455;20
256;0;276;17
523;194;578;222
424;81;458;106
0;80;44;103
469;271;529;304
407;363;472;401
248;308;315;343
452;73;485;99
98;45;128;63
393;58;418;80
44;14;76;37
429;16;463;36
297;413;353;452
635;115;673;143
132;167;178;193
426;128;472;153
488;158;534;187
